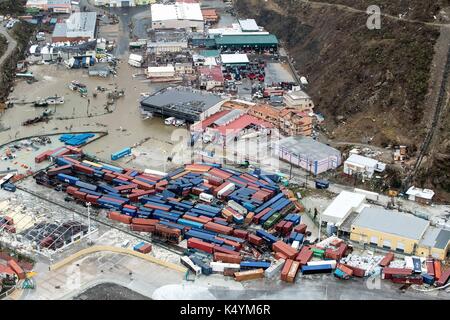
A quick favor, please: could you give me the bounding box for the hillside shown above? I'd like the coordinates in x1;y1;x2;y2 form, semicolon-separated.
235;0;450;200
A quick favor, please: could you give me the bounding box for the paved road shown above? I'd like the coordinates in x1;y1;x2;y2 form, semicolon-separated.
0;25;17;70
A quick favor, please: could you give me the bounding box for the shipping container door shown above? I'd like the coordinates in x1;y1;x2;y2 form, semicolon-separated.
370;236;378;246
382;240;391;250
396;242;405;253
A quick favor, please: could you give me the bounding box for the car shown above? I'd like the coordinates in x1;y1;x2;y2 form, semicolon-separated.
64;196;73;202
258;74;265;82
247;73;256;80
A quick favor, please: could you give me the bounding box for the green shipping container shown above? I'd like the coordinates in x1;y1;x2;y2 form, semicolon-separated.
263;212;282;230
312;248;325;258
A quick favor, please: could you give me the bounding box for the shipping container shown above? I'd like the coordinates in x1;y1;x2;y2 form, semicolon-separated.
436;268;450;287
240;260;271;270
272;240;298;259
281;259;293;281
210;261;240;273
187;238;214;254
234;268;264;282
265;259;285;279
214;252;242;264
180;256;201;276
301;264;333;275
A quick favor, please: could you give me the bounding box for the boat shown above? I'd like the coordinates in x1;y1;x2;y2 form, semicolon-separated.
46;95;64;105
34;98;48;107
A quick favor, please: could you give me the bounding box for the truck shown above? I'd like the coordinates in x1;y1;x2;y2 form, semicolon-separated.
2;182;16;192
315;179;329;189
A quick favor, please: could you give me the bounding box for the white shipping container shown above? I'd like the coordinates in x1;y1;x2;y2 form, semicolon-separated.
199;192;214;203
210;262;240;273
264;259;285;279
291;240;300;250
129;53;143;63
217;182;235;199
307;260;337;269
180;256;201;275
227;199;247;215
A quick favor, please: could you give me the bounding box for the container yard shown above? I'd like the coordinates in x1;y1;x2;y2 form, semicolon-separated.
0;0;448;304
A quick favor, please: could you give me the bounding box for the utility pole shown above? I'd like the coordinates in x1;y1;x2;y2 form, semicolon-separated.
87;202;93;245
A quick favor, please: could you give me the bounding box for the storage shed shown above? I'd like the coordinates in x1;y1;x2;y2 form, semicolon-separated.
273;136;341;175
321;191;366;227
344;154;385;178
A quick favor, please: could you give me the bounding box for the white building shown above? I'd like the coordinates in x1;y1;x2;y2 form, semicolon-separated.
151;3;204;32
147;41;188;55
283;90;314;112
321;191;367;227
406;186;435;205
128;53;143;67
343;154;386;178
220;53;249;66
146;65;176;78
94;0;136;8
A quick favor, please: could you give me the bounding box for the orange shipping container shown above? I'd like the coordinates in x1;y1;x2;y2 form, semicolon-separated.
7;259;25;280
286;261;300;283
434;260;442;279
281;259;293;281
272;240;298;259
234;268;264;282
214;252;242;264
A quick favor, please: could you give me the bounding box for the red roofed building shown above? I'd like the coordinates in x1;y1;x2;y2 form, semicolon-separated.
0;264;15;277
201;8;219;23
198;65;224;91
192;109;273;145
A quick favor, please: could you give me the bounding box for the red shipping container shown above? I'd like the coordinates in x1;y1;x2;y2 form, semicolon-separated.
104;173;116;182
294;224;307;234
434;260;442;279
85;195;100;204
215;237;241;250
183;214;212;224
379;252;395;267
66;186;78;195
137;244;152;254
155;224;181;238
426;258;435;277
47;165;73;176
342;264;366;278
295;246;313;265
275;252;287;260
233;229;248;239
130;224;155;233
281;259;293;281
131;179;154;190
204;222;233;235
3;225;16;233
144;203;170;211
73;164;94;175
336;263;354;276
272;240;298;259
213;245;240;256
214;252;242;264
209;168;232;179
436;268;450;287
253;207;272;224
213;217;228;224
109;211;132;224
7;259;25;280
282;221;294;235
275;221;286;232
131;218;159;226
382;268;413;279
187;238;214;254
35;150;52;163
248;234;263;246
73;191;87;201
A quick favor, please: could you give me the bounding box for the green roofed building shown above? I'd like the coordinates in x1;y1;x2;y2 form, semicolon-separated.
214;34;278;50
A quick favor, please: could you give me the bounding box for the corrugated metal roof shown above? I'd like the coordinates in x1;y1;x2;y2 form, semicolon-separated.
52;12;97;39
276;136;341;161
239;19;259;31
213;109;244;126
353;207;430;240
345;154;379;168
220;53;249;64
215;34;278;46
420;227;450;249
151;3;203;21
